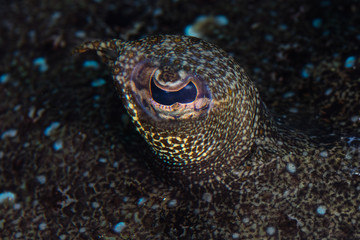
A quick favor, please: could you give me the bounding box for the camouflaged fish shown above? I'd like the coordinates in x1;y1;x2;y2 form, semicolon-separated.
73;35;360;239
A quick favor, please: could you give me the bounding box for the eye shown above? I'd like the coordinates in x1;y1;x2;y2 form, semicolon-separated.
151;75;197;106
129;60;212;120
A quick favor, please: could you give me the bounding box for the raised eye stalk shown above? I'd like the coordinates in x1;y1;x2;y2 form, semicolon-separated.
73;35;260;176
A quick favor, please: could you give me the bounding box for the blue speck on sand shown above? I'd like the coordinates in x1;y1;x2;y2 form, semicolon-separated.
0;191;16;204
113;222;126;233
137;197;146;206
301;63;314;78
93;95;101;101
33;57;49;72
283;91;295;99
53;140;63;151
278;24;288;31
264;34;273;42
1;129;17;139
312;18;322;28
215;15;229;26
83;60;100;69
91;78;106;87
344;56;356;68
0;73;9;84
44;122;60;136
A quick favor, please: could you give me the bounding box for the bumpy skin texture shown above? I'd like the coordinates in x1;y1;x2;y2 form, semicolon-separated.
74;35;360;239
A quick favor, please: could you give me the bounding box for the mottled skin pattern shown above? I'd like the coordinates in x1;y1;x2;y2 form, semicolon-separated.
74;35;360;239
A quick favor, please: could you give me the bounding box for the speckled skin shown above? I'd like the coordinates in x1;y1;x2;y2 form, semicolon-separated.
73;35;360;239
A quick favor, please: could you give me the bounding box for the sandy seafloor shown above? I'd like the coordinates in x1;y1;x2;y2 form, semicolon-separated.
0;0;359;239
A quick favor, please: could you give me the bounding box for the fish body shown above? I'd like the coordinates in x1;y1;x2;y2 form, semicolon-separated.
74;35;360;239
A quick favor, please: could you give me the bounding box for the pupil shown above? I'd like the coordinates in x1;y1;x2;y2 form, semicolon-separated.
151;79;197;106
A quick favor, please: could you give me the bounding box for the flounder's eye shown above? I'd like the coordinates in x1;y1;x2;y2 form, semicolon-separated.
151;69;197;106
130;60;212;120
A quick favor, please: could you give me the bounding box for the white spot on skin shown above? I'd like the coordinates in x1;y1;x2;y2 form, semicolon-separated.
349;168;360;177
316;205;327;215
15;232;22;238
36;175;46;184
232;233;240;239
91;202;100;208
320;151;328;158
39;223;47;230
152;204;160;210
13;203;21;210
242;217;249;223
286;162;296;174
113;222;126;233
232;169;241;176
194;209;200;215
266;226;276;235
202;192;212;202
283;190;290;197
167;199;177;208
